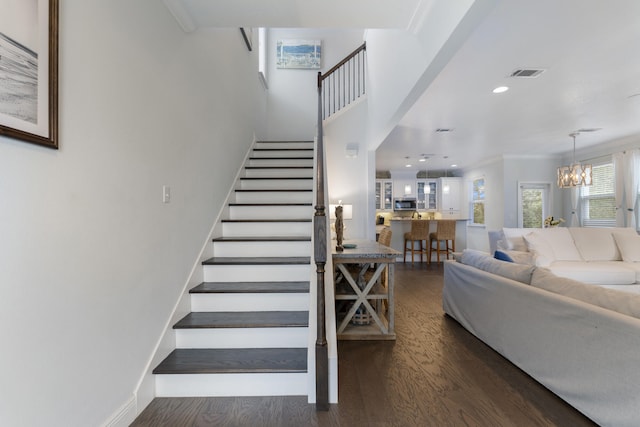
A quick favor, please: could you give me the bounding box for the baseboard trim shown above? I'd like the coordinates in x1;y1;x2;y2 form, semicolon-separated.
102;395;137;427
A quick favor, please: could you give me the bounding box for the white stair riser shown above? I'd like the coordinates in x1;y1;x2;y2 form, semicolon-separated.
175;327;308;349
229;205;312;220
222;222;311;237
248;158;313;167
155;372;308;397
240;179;312;189
235;191;313;204
252;150;313;158
203;264;310;282
191;292;309;312
244;169;313;178
255;142;314;150
213;241;311;257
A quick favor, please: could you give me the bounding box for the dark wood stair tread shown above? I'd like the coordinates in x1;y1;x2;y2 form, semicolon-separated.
153;348;307;375
174;311;309;329
244;166;313;169
203;256;311;265
190;281;310;293
221;218;311;223
234;189;312;192
256;143;313;144
253;148;313;151
249;156;313;160
240;176;312;179
228;203;312;206
212;236;310;242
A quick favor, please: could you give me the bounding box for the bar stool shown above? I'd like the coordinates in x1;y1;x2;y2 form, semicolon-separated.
403;220;430;264
378;227;392;247
429;220;456;263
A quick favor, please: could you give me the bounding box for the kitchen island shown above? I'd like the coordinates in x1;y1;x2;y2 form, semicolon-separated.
379;218;468;262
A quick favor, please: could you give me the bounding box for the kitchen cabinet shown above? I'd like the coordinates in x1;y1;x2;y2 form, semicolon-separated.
375;180;393;210
416;180;437;210
438;177;462;217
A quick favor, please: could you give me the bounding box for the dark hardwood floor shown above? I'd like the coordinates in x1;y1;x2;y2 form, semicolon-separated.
131;262;596;427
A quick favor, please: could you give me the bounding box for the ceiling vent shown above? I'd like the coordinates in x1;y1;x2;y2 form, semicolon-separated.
576;128;602;133
510;68;545;78
435;128;453;133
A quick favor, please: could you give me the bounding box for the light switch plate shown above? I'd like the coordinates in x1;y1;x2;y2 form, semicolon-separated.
163;185;170;203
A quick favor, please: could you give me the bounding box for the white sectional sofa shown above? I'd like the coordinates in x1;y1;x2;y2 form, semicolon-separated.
489;227;640;286
443;248;640;426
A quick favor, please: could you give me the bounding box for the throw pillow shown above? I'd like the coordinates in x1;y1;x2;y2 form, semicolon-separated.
494;250;514;262
613;232;640;262
523;231;555;267
502;228;536;251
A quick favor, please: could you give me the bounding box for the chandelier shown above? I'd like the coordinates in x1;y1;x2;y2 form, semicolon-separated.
557;132;592;188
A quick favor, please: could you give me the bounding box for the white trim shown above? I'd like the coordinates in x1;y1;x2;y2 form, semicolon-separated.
102;395;137;427
163;0;196;33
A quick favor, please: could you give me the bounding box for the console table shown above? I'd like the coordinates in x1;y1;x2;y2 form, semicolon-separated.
332;240;400;340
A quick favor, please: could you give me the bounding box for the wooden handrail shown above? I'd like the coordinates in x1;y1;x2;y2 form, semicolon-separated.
319;43;366;84
318;42;366;119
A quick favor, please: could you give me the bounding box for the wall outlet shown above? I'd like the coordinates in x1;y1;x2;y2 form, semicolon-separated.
162;185;170;203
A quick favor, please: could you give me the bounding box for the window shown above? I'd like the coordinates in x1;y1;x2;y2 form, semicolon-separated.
518;183;550;228
580;161;616;227
470;178;485;225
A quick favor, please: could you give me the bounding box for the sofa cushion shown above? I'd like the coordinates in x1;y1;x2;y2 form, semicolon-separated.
531;267;640;319
502;228;536;251
537;228;583;261
461;249;535;284
523;231;556;266
498;250;534;265
547;261;637;285
613;232;640;262
620;262;640;283
569;227;636;261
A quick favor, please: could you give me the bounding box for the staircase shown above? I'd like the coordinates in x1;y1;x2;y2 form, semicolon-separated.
153;141;315;397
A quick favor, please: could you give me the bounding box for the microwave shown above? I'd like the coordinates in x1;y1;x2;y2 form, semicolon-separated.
393;198;417;211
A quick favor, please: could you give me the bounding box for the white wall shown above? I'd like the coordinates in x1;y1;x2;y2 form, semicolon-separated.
265;29;364;141
365;0;495;149
463;154;562;252
324;100;372;240
0;1;265;426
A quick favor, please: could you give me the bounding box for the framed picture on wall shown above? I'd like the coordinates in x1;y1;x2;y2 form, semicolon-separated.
0;0;59;149
276;39;321;69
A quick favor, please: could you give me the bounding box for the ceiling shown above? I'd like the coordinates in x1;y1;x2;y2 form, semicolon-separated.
377;0;640;173
165;0;640;173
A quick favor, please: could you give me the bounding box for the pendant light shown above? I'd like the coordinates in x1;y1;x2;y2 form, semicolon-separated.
557;132;593;188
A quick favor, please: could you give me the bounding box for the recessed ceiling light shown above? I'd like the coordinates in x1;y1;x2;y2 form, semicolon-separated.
451;164;457;168
493;86;509;94
405;164;412;168
419;158;426;162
